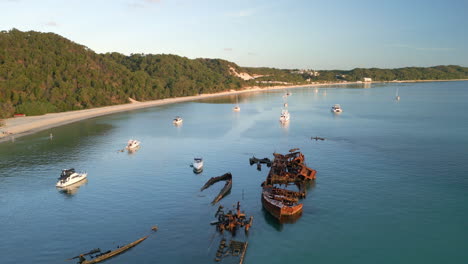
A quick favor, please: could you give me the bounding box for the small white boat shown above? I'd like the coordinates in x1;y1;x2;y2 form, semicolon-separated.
173;116;183;125
396;87;400;101
125;139;140;150
331;104;343;113
192;158;204;173
233;106;240;112
56;168;87;188
279;109;290;123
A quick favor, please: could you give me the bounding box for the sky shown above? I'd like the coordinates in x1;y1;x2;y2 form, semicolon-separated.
1;0;467;70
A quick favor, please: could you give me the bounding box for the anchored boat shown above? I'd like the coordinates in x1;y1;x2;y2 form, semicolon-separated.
56;168;87;188
173;116;183;125
192;158;204;173
331;104;343;113
125;139;140;151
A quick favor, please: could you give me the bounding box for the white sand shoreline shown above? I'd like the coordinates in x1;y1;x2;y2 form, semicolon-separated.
1;79;467;143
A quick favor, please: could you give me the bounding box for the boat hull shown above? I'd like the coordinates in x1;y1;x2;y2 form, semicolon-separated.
261;190;303;219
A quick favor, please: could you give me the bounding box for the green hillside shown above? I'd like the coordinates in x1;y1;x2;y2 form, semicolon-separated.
1;29;467;118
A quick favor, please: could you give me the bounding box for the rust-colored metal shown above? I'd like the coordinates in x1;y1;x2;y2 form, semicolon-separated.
212;202;252;236
261;148;317;220
201;173;233;205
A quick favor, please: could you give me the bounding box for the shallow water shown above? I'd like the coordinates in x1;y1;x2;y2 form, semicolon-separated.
1;81;467;264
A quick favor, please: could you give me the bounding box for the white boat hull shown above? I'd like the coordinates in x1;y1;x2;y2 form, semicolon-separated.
56;173;88;188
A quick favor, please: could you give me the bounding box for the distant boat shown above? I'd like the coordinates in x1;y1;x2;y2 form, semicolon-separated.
233;95;240;112
331;104;343;113
314;88;318;93
279;109;290;123
396;87;400;101
192;158;204;173
125;139;140;151
56;168;87;188
173;116;183;125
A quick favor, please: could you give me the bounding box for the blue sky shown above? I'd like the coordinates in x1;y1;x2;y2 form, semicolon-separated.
1;0;467;70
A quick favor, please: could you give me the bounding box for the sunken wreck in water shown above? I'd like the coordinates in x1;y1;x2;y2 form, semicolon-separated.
261;149;317;220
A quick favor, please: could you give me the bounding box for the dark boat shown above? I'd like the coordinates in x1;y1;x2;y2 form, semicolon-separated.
77;236;148;264
200;173;232;205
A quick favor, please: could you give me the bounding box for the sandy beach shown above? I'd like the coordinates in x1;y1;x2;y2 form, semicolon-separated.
1;79;466;143
0;83;302;142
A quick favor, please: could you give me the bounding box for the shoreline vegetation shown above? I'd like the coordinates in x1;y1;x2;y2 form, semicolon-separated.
1;79;467;143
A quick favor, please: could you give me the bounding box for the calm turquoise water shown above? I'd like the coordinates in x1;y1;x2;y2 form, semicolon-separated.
1;81;467;264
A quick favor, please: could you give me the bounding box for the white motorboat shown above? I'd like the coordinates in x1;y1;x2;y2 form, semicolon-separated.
125;139;140;150
192;158;204;173
396;87;400;101
56;168;87;188
331;104;343;113
279;109;290;123
233;94;240;112
173;116;183;125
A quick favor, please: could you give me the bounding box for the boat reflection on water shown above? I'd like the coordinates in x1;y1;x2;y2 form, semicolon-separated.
58;178;88;196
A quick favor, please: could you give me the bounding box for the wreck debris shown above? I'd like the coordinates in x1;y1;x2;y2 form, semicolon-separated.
249;156;272;167
214;239;248;264
201;173;233;205
211;202;253;236
261;149;317;220
69;227;156;264
311;136;325;141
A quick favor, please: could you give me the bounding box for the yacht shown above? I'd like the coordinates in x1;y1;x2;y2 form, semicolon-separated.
396;87;400;101
192;158;204;173
279;109;290;123
56;168;87;188
173;116;183;125
331;104;343;113
125;139;140;150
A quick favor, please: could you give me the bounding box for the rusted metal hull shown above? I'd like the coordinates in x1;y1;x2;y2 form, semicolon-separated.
261;188;303;219
81;235;149;264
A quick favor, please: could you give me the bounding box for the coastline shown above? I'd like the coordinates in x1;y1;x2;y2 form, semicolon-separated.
1;79;467;143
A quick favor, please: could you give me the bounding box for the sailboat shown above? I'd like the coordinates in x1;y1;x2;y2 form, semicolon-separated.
233;94;240;112
395;87;400;101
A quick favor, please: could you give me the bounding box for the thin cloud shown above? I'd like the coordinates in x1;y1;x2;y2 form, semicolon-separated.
389;43;453;51
45;21;58;27
129;0;160;8
227;8;255;18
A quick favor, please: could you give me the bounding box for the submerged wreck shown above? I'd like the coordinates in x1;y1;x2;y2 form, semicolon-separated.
201;173;233;205
211;202;253;235
261;149;317;220
214;238;248;264
69;227;157;264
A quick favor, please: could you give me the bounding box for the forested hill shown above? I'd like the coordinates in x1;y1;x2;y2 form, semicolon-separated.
0;29;243;117
1;29;467;118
